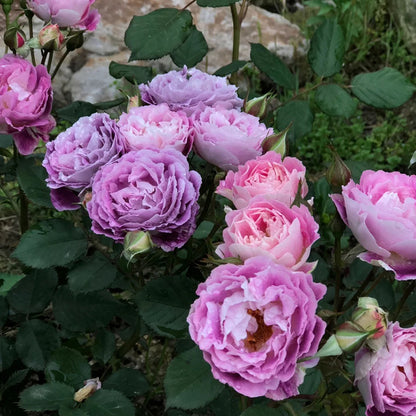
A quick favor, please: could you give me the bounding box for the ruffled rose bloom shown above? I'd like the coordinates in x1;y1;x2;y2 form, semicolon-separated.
355;322;416;416
0;54;55;155
216;151;308;208
86;148;201;251
192;106;274;171
27;0;100;31
117;103;193;155
43;113;125;211
139;66;243;117
187;256;326;400
331;170;416;280
216;197;319;272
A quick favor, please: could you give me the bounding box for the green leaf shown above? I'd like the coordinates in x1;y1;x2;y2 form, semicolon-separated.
53;287;121;332
368;279;395;310
165;347;224;410
308;19;345;77
109;62;153;84
59;408;89;416
83;389;135;416
171;26;208;68
209;387;240;416
12;219;88;269
197;0;239;6
2;369;29;393
351;68;415;108
315;84;357;118
7;269;58;314
214;60;248;76
16;319;60;371
250;43;296;90
299;367;323;394
19;383;74;412
193;221;214;240
125;9;193;61
0;273;25;296
0;337;16;371
68;252;117;294
92;329;116;364
136;275;197;338
16;156;53;208
275;100;314;144
56;101;97;123
0;296;8;327
241;406;289;416
0;134;13;148
103;368;149;398
45;347;91;389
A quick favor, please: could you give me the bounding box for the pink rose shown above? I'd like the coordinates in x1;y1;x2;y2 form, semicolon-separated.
187;256;326;400
216;197;319;271
331;170;416;280
0;55;55;155
216;151;308;208
27;0;100;31
192;106;274;171
355;322;416;416
117;104;193;155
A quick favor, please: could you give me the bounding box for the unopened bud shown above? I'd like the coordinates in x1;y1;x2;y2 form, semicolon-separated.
74;378;101;403
352;297;388;340
334;321;370;353
4;26;25;51
65;31;84;51
80;191;92;209
39;24;65;51
127;95;140;112
123;231;154;263
326;145;351;193
261;126;288;156
244;93;271;119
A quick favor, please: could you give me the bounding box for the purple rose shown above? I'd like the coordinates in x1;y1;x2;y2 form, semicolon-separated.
355;322;416;416
86;148;201;251
27;0;100;31
331;170;416;280
192;106;274;171
0;54;55;155
117;104;193;155
43;113;125;211
187;256;326;400
139;67;243;117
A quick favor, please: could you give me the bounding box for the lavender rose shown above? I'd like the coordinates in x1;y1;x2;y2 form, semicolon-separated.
216;151;308;208
139;66;243;117
27;0;100;31
187;256;326;400
331;170;416;280
216;197;319;272
117;103;193;155
86;148;201;251
43;113;125;211
355;322;416;416
192;106;274;171
0;54;55;155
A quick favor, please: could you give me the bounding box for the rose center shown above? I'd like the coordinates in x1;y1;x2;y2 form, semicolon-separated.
244;309;273;352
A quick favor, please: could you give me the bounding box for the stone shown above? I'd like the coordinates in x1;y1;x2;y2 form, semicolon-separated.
389;0;416;55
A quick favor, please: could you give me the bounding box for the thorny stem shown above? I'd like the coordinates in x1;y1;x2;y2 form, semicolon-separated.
51;48;70;80
28;15;36;66
393;280;416;321
342;268;376;311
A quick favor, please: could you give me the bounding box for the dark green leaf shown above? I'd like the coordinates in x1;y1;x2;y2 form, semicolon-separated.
59;408;89;416
92;329;116;364
19;383;74;412
109;62;153;84
0;134;13;148
53;287;121;332
299;367;323;394
368;279;395;310
0;273;25;296
351;68;415;108
315;84;357;118
0;296;8;327
16;319;60;371
137;275;197;338
16;156;53;208
83;389;135;416
7;269;58;314
209;387;240;416
275;100;314;144
241;406;289;416
193;221;214;240
103;368;149;398
125;9;193;61
250;43;296;90
45;347;91;389
0;337;16;371
345;259;373;289
197;0;239;6
170;26;208;68
308;19;345;77
12;219;88;269
68;252;117;294
56;101;97;123
165;347;224;409
214;60;248;76
93;98;127;111
2;369;29;392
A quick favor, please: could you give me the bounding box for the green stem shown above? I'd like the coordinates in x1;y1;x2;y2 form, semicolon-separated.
393;281;416;321
240;395;249;411
333;231;342;313
28;15;37;66
51;49;70;81
40;50;48;65
115;322;141;359
230;4;240;62
0;182;20;218
47;50;54;73
342;268;375;311
13;145;29;234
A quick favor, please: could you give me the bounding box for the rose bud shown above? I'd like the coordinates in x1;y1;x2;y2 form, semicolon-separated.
39;24;65;50
352;297;388;340
326;145;351;193
74;378;101;403
335;321;372;353
123;231;154;263
244;92;271;119
4;26;25;51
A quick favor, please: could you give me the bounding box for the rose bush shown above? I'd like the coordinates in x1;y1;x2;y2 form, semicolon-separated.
331;170;416;280
355;322;416;416
187;256;326;400
216;151;308;208
0;54;55;155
